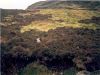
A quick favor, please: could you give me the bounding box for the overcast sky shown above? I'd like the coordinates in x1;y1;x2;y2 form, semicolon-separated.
0;0;45;9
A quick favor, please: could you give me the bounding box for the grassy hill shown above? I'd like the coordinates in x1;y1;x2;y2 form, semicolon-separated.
1;1;100;75
27;1;100;9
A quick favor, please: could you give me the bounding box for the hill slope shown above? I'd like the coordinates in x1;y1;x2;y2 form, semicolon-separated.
27;1;100;10
1;1;100;75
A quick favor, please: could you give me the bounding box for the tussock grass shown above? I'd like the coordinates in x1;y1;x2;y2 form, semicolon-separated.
20;9;99;33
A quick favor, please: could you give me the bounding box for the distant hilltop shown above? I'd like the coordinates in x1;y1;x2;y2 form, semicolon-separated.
46;0;96;1
47;0;67;1
27;1;100;10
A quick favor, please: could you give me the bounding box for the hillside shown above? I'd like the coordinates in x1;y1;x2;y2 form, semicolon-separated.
1;1;100;75
27;1;100;9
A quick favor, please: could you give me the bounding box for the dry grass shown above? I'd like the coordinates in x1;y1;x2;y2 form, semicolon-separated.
20;9;99;33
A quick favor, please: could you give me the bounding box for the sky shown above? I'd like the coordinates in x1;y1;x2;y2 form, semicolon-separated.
0;0;45;9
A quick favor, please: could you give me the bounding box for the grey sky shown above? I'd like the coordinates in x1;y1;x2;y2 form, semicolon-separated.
0;0;45;9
